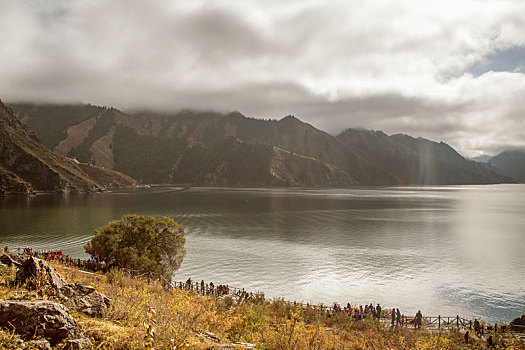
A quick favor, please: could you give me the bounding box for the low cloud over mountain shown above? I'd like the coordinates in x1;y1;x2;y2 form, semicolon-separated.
1;1;525;157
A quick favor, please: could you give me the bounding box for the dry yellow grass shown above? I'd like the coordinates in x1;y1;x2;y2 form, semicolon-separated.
1;261;524;349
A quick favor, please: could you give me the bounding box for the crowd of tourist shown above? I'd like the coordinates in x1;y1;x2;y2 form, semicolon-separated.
174;278;415;325
178;277;256;300
4;246;108;272
316;302;387;321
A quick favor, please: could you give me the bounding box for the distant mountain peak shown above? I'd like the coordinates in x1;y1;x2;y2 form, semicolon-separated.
470;155;492;163
279;115;299;122
489;149;525;180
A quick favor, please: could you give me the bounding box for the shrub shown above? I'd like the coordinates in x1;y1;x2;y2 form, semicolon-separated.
106;268;125;287
85;214;186;281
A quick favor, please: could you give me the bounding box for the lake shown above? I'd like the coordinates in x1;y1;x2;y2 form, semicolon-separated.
1;185;524;323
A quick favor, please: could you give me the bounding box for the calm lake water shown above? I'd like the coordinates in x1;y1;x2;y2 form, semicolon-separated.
1;185;524;322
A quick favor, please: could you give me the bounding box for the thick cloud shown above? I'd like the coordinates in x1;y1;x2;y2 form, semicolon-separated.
1;0;525;157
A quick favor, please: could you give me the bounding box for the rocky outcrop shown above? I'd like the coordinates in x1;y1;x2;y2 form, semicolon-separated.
59;283;111;317
15;256;111;316
0;165;34;195
0;300;92;348
0;253;22;268
1;254;112;347
16;256;67;289
510;314;525;331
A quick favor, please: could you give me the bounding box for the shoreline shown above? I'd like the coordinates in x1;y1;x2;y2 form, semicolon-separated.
2;181;523;197
4;248;519;327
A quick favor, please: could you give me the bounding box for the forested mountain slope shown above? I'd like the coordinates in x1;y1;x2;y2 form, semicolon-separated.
489;150;525;181
9;103;511;186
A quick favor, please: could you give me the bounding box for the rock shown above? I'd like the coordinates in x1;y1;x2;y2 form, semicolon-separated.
58;283;111;317
15;256;67;289
28;339;52;349
15;256;111;316
0;253;22;268
233;342;256;349
198;329;221;342
214;343;256;350
67;338;94;350
0;300;92;348
510;314;525;331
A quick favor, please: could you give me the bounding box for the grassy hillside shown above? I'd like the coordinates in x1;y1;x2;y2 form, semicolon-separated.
2;260;520;349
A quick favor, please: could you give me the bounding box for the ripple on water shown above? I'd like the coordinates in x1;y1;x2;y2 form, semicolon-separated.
2;185;525;322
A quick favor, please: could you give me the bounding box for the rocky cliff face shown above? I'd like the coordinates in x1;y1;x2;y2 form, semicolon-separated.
0;100;135;194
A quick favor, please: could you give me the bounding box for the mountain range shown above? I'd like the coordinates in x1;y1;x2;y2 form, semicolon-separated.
487;150;525;181
0;100;135;195
6;102;512;188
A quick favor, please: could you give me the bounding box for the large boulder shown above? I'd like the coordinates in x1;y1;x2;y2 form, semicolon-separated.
0;300;92;348
58;283;111;317
14;256;111;316
0;253;22;268
15;256;67;289
510;314;525;331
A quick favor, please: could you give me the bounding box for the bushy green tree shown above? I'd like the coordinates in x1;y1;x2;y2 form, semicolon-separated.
85;214;186;281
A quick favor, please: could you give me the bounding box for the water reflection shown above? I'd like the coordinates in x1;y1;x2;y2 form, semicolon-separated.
1;185;524;322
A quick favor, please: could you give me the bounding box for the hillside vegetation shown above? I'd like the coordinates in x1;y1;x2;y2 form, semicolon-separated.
3;258;521;349
9;103;511;187
0;100;136;194
489;150;525;181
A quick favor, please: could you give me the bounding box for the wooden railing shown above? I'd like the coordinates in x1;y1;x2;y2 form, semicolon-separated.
170;279;497;332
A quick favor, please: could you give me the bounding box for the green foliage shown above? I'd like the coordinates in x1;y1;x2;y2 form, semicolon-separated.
171;137;274;185
112;126;185;183
113;126;275;185
85;214;186;281
10;103;104;148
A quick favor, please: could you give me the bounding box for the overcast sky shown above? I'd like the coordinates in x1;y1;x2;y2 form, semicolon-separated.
1;0;525;156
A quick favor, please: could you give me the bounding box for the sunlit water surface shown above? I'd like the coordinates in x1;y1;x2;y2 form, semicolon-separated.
1;185;524;322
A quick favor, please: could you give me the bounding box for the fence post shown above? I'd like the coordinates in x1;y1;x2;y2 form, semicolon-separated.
438;315;441;330
456;315;459;330
470;320;472;330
